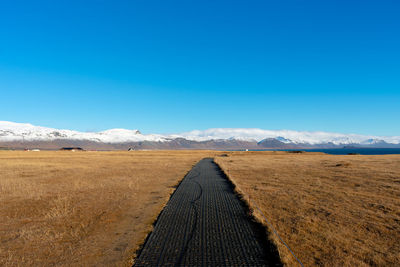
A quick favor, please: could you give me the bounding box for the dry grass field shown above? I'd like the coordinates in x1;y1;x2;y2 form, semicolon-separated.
215;151;400;266
0;150;213;266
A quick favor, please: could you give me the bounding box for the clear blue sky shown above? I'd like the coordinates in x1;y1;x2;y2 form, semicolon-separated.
1;0;399;135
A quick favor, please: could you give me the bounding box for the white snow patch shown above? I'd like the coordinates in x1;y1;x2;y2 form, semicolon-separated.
1;121;399;145
176;128;400;145
0;121;166;143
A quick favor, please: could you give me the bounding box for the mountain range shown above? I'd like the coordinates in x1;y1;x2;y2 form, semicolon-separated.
1;121;399;150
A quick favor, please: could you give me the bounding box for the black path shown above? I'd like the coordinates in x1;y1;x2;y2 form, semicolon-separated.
134;158;280;266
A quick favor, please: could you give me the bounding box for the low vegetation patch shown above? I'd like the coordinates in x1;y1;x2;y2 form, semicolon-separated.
287;150;305;153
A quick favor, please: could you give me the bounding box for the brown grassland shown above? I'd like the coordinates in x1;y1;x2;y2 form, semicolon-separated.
215;151;400;266
0;150;214;266
2;150;400;267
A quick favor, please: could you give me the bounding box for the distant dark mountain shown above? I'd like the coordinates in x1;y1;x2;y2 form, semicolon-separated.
1;121;399;150
257;138;293;148
0;139;258;150
2;137;399;151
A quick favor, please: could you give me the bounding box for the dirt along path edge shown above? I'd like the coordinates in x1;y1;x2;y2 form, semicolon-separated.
134;158;282;266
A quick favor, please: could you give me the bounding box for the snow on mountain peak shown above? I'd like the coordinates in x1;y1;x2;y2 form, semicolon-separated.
0;121;399;145
99;128;141;136
177;128;400;145
0;121;164;143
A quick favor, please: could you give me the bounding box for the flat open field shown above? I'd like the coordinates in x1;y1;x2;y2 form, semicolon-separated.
215;151;400;266
2;150;399;266
0;150;213;266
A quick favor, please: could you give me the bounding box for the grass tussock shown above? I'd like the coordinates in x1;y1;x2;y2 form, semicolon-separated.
215;151;400;266
0;150;213;266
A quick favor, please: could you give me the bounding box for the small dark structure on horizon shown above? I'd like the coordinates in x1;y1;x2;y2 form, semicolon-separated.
60;147;84;151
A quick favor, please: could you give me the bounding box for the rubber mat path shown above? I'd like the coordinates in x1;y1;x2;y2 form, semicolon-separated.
134;158;281;267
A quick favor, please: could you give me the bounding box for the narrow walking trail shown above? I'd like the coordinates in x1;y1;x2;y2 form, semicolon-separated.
134;158;281;266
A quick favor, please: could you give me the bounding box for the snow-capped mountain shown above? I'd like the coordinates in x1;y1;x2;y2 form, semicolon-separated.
0;121;399;149
0;121;166;143
177;128;400;145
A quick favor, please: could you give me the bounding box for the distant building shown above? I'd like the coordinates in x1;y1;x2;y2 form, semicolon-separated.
128;147;136;151
60;147;84;151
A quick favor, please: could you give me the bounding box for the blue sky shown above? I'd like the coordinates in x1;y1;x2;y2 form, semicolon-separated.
0;0;399;135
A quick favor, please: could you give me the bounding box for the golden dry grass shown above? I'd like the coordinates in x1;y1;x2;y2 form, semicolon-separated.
215;151;400;266
0;150;213;266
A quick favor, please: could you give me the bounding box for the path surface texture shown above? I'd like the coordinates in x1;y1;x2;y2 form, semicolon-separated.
134;158;281;266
